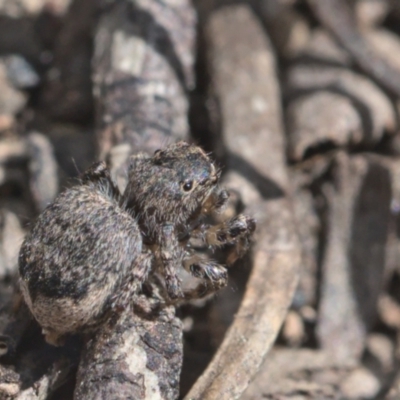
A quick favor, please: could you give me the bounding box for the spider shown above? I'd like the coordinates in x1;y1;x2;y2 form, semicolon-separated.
18;142;255;345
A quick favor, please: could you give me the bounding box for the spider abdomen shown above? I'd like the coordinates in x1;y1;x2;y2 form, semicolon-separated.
19;182;142;345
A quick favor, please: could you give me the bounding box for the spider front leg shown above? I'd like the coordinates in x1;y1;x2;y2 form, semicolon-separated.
201;186;230;214
180;282;223;302
193;214;256;265
183;252;228;288
80;161;121;200
162;252;228;303
111;249;154;311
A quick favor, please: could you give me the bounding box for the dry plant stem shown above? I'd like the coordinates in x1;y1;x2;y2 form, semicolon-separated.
318;152;391;362
289;171;319;307
317;153;366;362
93;0;196;160
75;1;196;398
185;5;301;399
308;0;400;98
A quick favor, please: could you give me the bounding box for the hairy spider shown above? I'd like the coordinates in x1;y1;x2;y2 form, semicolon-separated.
18;142;255;345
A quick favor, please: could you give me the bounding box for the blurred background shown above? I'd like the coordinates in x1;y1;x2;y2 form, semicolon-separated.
0;0;400;399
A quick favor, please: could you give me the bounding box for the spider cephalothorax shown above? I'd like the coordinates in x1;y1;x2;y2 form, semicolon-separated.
123;141;225;233
18;142;255;345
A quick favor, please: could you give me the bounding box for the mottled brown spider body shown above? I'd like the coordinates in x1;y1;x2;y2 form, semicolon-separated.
18;142;255;345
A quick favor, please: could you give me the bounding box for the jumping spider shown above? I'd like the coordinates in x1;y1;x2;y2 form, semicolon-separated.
18;142;255;345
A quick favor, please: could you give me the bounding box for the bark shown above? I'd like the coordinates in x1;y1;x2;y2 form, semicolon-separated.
93;0;196;162
74;308;182;400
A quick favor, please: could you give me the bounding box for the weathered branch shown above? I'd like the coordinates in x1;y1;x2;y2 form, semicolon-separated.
93;0;196;161
185;5;301;399
75;1;196;398
74;307;182;400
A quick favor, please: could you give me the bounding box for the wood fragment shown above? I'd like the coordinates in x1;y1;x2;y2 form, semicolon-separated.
317;153;391;362
299;28;351;66
287;91;362;160
308;0;400;98
289;169;320;308
365;28;400;73
0;209;24;279
355;0;389;28
93;0;196;161
340;367;381;399
75;308;182;400
286;64;396;145
259;0;311;59
242;348;357;399
0;58;27;117
185;5;301;399
26;132;58;212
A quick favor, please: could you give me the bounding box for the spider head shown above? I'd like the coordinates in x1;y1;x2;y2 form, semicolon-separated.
124;142;224;230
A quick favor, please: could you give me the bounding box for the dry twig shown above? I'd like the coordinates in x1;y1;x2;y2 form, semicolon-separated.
185;5;301;399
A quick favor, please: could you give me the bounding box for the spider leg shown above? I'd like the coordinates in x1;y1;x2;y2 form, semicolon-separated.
159;252;227;304
201;187;230;215
80;161;121;200
80;161;109;183
110;249;154;311
192;214;255;247
192;214;255;265
181;282;221;302
225;234;253;266
165;279;225;305
159;224;184;299
183;252;228;287
191;214;256;266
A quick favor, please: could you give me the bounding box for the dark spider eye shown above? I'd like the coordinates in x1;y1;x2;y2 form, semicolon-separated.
182;180;193;192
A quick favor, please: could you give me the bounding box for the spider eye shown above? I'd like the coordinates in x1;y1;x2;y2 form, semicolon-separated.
182;180;193;192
